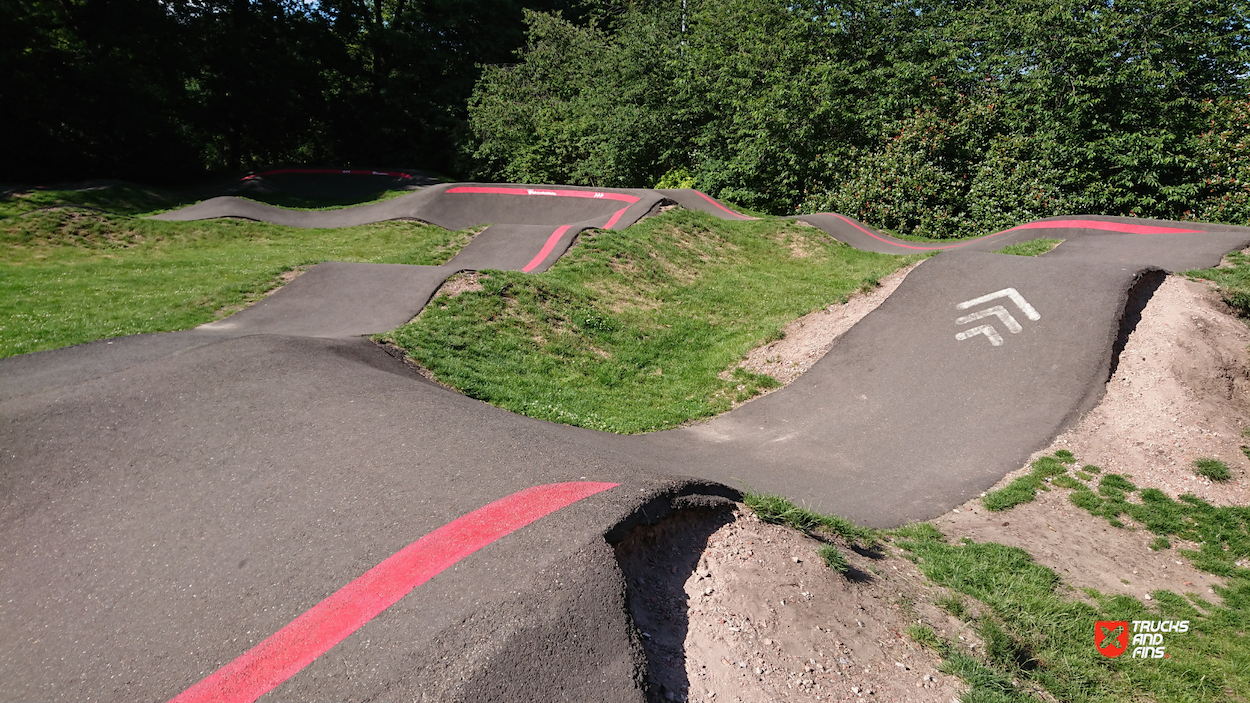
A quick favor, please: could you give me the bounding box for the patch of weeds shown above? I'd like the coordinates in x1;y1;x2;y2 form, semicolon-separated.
1101;473;1137;492
977;617;1036;672
1098;473;1137;500
1188;592;1215;609
743;493;876;546
1069;488;1102;512
938;650;1029;701
728;366;779;403
1083;464;1102;474
1053;449;1075;463
936;593;967;619
1055;454;1250;580
1074;470;1094;481
981;455;1069;511
1194;457;1232;481
817;544;850;574
1051;475;1084;490
991;238;1064;257
906;623;943;650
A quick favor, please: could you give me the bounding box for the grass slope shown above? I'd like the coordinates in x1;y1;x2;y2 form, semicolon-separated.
1;188;473;358
383;210;919;433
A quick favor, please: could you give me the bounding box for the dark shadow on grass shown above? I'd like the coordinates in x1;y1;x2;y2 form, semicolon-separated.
839;543;884;584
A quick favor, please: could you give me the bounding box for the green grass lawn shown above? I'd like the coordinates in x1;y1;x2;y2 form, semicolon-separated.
1;191;474;358
381;209;920;433
993;238;1064;256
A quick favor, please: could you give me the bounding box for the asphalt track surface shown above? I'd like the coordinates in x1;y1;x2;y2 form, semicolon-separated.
5;173;1250;701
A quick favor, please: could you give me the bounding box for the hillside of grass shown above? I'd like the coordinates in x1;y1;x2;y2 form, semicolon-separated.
0;186;473;358
381;209;921;433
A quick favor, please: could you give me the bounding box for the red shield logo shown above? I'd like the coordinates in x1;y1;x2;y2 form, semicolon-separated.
1095;621;1129;658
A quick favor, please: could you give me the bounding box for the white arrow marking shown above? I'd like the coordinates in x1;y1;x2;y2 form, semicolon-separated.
955;305;1022;334
956;288;1040;321
955;324;1004;346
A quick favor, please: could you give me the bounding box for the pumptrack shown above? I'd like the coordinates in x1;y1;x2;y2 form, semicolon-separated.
5;172;1250;702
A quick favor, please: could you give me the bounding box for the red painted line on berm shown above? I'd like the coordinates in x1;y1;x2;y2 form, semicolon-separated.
695;191;756;219
168;481;619;703
522;225;572;273
827;214;1203;251
1006;219;1201;235
447;185;639;203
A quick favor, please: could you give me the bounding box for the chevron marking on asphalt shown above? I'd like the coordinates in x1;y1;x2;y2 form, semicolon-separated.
955;287;1041;320
955;324;1005;346
954;288;1040;347
955;305;1022;333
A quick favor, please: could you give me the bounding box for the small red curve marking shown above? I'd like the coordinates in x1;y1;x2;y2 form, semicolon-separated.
522;225;572;273
167;481;619;703
694;191;756;219
447;186;639;204
603;205;630;230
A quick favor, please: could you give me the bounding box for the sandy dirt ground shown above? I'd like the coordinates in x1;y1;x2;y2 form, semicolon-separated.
638;261;1250;702
616;509;967;703
734;262;921;387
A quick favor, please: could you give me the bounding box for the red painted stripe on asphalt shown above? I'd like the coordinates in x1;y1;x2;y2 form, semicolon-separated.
603;206;630;230
827;214;970;251
826;214;1203;251
242;168;414;180
694;191;756;219
167;481;619;703
1005;219;1202;235
521;225;572;273
447;186;639;203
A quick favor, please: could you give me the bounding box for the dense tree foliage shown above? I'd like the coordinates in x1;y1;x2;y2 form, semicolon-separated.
6;0;1250;235
466;0;1250;235
1;0;575;182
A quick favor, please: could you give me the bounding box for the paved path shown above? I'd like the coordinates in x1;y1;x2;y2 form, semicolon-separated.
4;177;1250;701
